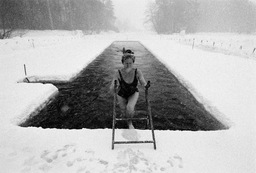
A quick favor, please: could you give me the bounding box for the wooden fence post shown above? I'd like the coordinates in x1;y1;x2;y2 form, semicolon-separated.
192;38;195;49
253;48;256;54
24;64;27;76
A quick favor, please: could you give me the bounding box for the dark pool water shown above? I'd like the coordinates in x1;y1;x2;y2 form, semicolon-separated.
21;41;227;130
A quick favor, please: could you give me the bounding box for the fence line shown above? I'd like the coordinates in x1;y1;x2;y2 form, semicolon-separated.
168;35;256;59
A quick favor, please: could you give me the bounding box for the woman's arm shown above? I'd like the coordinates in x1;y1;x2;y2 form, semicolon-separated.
137;69;147;87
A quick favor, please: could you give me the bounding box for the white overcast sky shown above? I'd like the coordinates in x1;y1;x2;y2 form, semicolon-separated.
112;0;150;31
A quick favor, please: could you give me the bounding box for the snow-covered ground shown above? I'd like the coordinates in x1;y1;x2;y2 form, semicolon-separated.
0;31;255;173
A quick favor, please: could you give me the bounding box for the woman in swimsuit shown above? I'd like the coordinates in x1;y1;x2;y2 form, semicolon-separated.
110;49;147;129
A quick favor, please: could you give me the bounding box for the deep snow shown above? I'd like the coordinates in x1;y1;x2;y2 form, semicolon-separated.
0;31;255;173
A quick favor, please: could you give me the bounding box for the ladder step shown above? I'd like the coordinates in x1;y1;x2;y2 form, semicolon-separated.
116;117;148;121
114;140;154;144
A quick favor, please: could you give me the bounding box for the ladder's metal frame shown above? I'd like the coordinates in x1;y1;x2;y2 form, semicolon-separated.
112;80;156;150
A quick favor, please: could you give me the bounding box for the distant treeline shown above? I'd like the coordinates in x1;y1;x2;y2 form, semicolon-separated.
0;0;117;38
145;0;256;34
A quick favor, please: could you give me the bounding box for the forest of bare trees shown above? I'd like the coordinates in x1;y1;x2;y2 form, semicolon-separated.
0;0;117;39
145;0;256;34
1;0;256;38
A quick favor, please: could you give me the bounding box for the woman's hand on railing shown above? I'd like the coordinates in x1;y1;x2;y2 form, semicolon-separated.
113;80;119;93
145;81;150;90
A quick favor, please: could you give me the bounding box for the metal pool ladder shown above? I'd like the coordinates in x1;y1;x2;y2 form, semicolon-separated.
111;80;156;150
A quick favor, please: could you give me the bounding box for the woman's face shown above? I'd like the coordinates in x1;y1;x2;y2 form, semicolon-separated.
123;58;134;68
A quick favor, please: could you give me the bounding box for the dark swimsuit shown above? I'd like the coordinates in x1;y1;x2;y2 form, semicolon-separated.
118;69;139;99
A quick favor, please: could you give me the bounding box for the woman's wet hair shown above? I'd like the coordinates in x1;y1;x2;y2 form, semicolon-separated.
122;54;135;63
122;48;134;54
124;49;134;54
121;48;135;63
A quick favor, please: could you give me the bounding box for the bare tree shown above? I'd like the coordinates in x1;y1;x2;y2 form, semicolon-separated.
46;0;54;30
0;0;24;38
144;1;159;33
0;0;116;36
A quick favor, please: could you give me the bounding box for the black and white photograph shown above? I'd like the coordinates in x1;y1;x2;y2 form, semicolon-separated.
0;0;255;172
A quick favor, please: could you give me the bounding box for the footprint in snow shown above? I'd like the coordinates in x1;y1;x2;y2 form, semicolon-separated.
40;144;76;163
113;148;153;172
173;154;183;168
67;149;99;169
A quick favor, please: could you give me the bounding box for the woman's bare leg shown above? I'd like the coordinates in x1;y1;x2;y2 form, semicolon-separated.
117;95;127;117
126;92;139;128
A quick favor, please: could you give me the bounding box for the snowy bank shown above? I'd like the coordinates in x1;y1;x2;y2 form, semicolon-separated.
142;39;256;131
0;83;57;126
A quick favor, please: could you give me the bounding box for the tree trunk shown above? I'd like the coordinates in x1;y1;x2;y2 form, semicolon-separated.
68;0;74;30
46;0;54;30
0;0;7;37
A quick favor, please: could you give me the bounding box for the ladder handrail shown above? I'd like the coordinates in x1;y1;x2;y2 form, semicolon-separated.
145;81;157;149
111;80;118;150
